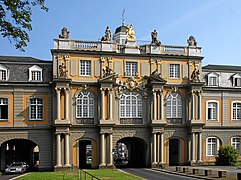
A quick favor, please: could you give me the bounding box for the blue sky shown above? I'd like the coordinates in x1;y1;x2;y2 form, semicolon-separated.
0;0;241;66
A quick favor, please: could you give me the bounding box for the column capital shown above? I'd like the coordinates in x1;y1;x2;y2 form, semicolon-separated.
55;87;61;91
100;87;107;91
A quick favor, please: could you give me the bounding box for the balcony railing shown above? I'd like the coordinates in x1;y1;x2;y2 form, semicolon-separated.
54;39;201;56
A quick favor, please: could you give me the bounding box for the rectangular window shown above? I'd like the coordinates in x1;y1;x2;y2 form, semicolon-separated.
169;64;180;78
31;71;41;81
125;62;138;77
232;138;241;155
30;98;43;120
0;70;7;81
207;102;218;120
80;60;91;76
0;98;8;120
208;76;218;86
233;103;241;120
234;78;241;87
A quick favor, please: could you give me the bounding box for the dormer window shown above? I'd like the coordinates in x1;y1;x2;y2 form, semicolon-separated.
0;65;8;81
29;65;42;81
233;74;241;87
207;73;219;86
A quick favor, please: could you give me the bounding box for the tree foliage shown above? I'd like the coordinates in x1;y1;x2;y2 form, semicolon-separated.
0;0;48;51
216;146;239;166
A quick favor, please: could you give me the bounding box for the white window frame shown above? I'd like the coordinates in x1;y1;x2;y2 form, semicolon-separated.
76;91;94;118
231;137;241;155
125;61;138;77
166;93;182;118
79;60;91;76
206;100;219;121
0;64;9;81
207;73;219;86
29;98;43;120
232;101;241;120
28;65;43;81
169;64;180;79
233;74;241;87
119;91;142;118
0;98;8;120
206;137;219;156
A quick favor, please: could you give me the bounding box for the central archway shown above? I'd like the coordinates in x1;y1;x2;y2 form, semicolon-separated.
115;137;147;168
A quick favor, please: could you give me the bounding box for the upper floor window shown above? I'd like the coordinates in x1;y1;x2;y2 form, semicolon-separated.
231;137;241;155
125;61;138;77
169;64;180;78
232;102;241;120
206;137;219;156
233;74;241;87
166;93;182;118
120;91;142;118
29;98;43;120
207;73;219;86
0;65;8;81
76;91;94;118
79;60;91;76
207;101;218;121
0;98;8;120
29;65;42;81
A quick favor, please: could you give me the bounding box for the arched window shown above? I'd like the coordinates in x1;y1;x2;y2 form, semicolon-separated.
231;137;241;155
166;93;182;118
120;91;142;118
206;137;219;156
76;91;94;118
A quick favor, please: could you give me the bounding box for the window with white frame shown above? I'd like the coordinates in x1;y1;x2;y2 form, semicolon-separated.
166;93;182;118
231;137;241;155
169;64;180;78
29;98;43;120
125;61;138;77
120;91;142;118
29;65;42;81
76;91;94;118
207;73;219;86
233;74;241;87
0;65;8;81
79;60;91;76
207;101;218;120
0;98;8;120
232;102;241;120
206;137;218;156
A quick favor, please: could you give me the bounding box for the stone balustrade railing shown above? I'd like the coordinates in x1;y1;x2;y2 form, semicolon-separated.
53;39;202;56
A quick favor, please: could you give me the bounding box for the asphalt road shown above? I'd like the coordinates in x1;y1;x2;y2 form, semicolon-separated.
122;168;202;180
0;173;20;180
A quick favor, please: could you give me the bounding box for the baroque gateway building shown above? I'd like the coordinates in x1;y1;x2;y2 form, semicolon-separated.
0;24;241;171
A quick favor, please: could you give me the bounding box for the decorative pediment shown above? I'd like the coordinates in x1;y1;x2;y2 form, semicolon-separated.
99;73;117;83
148;69;166;85
113;77;148;98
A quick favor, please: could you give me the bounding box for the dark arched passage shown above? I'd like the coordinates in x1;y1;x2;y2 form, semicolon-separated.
0;139;39;171
115;137;147;168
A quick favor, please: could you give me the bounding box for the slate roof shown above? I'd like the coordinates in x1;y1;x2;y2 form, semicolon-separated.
203;64;241;72
0;56;52;83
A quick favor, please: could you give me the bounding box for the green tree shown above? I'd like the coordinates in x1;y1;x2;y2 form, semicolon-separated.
216;146;239;166
0;0;48;51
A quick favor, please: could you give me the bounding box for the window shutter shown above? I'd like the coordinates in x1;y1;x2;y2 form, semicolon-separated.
141;62;149;76
70;60;77;76
114;61;122;76
94;60;100;77
162;64;167;78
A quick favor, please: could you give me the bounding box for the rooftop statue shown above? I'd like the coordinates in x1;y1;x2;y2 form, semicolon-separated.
151;30;161;46
59;27;70;39
126;24;135;41
101;26;112;41
187;35;197;46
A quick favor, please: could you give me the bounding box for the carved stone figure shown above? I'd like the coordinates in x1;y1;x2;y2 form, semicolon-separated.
102;66;113;77
191;67;200;82
151;69;162;78
187;35;197;46
59;27;70;39
126;24;135;41
151;30;161;46
59;63;68;77
101;26;112;41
